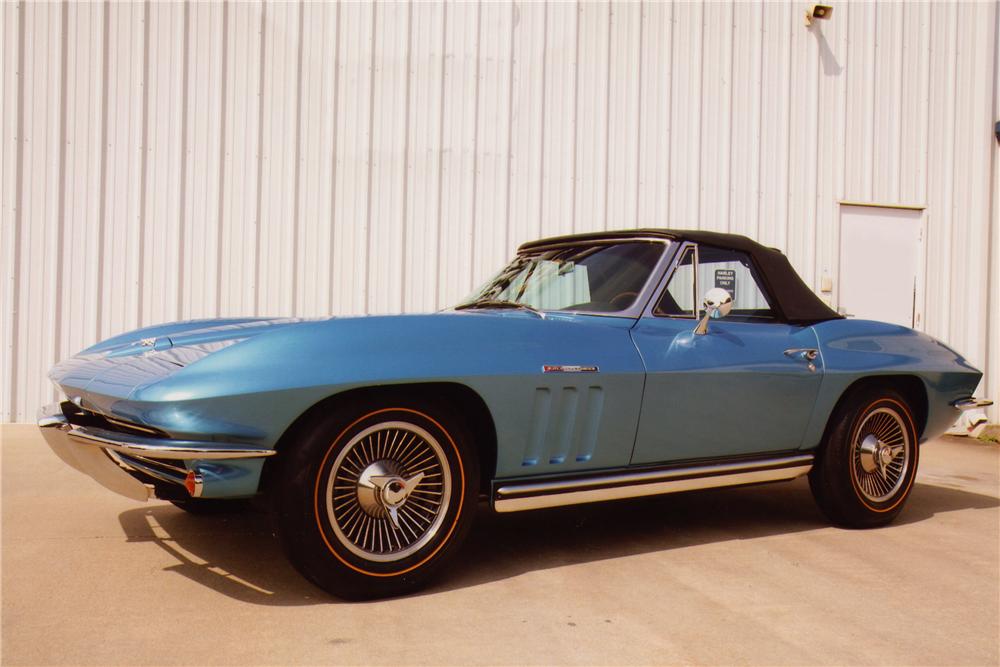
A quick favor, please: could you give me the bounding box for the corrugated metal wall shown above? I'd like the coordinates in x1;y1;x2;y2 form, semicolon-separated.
2;0;998;423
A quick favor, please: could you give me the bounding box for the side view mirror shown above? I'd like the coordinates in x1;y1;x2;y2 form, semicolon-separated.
694;288;733;335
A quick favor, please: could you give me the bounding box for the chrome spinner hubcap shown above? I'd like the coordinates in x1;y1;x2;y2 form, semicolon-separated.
325;421;451;562
852;407;910;502
356;459;428;531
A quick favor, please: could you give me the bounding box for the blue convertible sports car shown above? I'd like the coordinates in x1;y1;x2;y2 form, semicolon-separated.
39;229;991;598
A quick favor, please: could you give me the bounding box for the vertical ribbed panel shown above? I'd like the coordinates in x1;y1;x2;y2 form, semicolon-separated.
605;1;640;231
0;0;17;418
1;0;998;422
294;0;337;317
574;0;609;233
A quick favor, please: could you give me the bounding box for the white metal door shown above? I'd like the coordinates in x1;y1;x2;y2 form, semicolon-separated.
838;206;923;328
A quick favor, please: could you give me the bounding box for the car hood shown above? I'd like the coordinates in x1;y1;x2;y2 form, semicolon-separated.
50;309;636;417
50;317;312;409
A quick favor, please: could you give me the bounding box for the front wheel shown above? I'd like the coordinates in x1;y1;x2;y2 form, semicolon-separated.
273;399;478;599
809;386;919;528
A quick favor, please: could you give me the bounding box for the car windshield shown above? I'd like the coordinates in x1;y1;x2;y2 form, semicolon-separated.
457;241;667;314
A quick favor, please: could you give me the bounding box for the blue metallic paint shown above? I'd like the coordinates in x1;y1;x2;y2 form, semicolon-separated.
630;317;825;463
804;318;981;445
46;306;982;500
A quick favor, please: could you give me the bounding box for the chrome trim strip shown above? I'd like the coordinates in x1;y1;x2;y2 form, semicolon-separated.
519;235;673;251
952;397;993;411
113;451;189;476
66;426;276;460
109;450;187;486
104;415;160;436
642;241;698;319
493;454;814;513
542;365;599;373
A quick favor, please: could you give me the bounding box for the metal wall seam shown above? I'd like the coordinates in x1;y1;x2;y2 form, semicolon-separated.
68;2;104;356
1;0;24;417
436;0;480;308
699;1;732;235
541;1;576;239
257;0;300;317
300;0;339;318
757;2;791;251
142;2;182;327
184;1;225;320
331;1;373;317
989;0;1000;419
813;2;846;308
506;0;545;259
367;0;409;315
728;1;761;241
950;3;991;373
18;2;63;425
924;2;958;344
574;0;610;235
636;0;672;231
667;1;702;231
471;1;513;290
606;0;640;232
872;2;903;202
402;0;444;314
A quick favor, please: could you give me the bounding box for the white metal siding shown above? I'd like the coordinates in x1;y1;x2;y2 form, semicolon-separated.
2;0;998;423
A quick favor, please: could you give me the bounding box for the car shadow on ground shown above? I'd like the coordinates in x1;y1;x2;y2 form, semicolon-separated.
116;478;998;606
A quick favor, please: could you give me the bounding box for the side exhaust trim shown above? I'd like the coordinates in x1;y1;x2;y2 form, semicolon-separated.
493;454;814;513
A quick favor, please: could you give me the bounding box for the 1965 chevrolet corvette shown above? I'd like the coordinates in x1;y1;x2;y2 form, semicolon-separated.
40;229;991;598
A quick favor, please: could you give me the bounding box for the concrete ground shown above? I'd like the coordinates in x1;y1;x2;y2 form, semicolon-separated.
2;425;998;666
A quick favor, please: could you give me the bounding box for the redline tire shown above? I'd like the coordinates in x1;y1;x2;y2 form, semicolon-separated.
273;398;478;600
809;386;919;528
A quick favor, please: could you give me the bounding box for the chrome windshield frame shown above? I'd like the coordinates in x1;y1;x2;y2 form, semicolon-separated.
641;240;700;320
460;237;678;319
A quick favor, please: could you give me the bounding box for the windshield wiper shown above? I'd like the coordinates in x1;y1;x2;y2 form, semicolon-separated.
454;299;543;316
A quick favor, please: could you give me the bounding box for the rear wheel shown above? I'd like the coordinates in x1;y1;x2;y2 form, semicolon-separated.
809;386;919;528
273;398;478;600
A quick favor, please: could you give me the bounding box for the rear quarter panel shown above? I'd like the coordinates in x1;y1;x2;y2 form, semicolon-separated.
803;319;983;447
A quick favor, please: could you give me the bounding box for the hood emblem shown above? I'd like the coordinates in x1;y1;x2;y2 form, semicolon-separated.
542;365;599;373
138;337;157;347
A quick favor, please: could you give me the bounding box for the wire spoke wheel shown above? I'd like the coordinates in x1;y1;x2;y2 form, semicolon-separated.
324;421;452;563
851;407;911;503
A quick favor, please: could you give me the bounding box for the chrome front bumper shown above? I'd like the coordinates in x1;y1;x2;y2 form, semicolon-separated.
37;403;276;501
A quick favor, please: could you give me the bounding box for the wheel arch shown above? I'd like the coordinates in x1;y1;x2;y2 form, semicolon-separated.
824;375;929;442
263;382;498;495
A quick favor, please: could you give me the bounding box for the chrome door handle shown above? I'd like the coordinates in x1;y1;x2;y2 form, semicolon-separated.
784;348;818;372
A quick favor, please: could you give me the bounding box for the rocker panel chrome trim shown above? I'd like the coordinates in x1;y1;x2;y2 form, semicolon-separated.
493;454;814;513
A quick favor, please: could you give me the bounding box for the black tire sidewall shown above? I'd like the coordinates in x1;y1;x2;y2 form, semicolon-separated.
273;398;478;599
811;387;919;527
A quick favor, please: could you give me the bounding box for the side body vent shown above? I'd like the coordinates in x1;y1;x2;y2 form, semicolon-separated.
522;386;605;467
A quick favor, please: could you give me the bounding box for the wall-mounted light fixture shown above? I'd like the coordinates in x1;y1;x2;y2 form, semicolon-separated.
805;4;833;27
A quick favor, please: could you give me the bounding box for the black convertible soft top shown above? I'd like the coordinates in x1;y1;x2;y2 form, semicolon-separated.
518;228;843;326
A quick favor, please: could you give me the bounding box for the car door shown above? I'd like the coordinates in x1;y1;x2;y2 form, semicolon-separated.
629;242;824;465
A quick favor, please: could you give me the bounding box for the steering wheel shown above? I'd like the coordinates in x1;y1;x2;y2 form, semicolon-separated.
609;291;639;310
